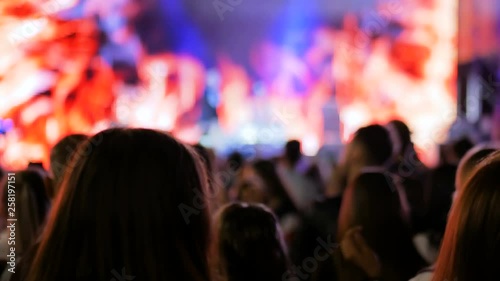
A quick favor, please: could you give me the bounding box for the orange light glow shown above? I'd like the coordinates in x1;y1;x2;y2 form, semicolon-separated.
0;0;457;169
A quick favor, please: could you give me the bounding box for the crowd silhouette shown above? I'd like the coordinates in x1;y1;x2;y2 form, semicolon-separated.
0;121;499;281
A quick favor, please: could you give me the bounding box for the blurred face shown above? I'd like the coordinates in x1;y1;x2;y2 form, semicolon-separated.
239;184;266;204
239;178;269;203
340;141;367;185
241;165;258;180
344;140;367;165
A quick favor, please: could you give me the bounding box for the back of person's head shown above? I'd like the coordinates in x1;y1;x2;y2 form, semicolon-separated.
26;128;211;281
351;125;393;167
338;171;409;250
2;170;49;255
387;120;412;155
227;151;244;171
333;126;393;198
213;202;288;281
252;160;280;185
49;134;88;197
455;145;497;193
284;140;301;167
338;171;424;280
433;151;500;281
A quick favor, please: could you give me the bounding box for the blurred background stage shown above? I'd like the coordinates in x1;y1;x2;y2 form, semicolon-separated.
0;0;499;169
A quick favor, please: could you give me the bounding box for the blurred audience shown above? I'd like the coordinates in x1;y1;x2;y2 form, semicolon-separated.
417;138;477;263
277;140;321;211
387;120;428;233
289;125;393;272
1;120;498;281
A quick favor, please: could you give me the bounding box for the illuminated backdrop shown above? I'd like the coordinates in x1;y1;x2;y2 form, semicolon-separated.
0;0;458;169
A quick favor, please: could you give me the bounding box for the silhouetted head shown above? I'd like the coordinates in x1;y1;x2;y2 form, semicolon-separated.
433;151;500;281
26;128;211;281
338;170;424;280
2;170;50;255
49;134;88;197
213;202;289;281
284;140;301;167
338;171;409;248
387;120;412;155
341;125;393;174
227;151;244;171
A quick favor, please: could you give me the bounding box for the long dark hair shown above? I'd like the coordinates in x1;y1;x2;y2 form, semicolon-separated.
24;128;211;281
337;171;425;281
212;202;289;281
433;151;500;281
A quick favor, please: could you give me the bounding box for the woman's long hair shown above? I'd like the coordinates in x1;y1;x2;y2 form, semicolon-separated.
433;151;500;281
1;170;50;256
212;202;289;281
337;171;425;281
24;128;212;281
